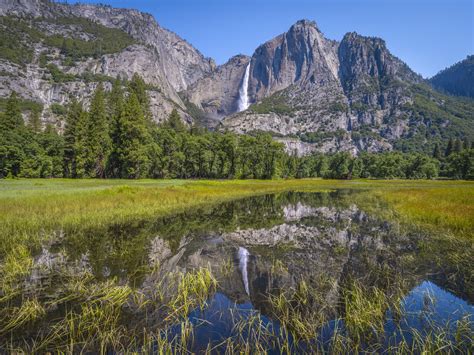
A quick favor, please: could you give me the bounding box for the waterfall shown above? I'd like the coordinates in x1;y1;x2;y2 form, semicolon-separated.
238;247;250;295
237;63;251;112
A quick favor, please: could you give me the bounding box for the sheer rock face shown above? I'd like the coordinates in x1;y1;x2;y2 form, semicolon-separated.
249;20;341;101
183;55;251;122
181;20;424;154
0;44;188;124
217;22;425;154
0;0;214;124
0;0;214;92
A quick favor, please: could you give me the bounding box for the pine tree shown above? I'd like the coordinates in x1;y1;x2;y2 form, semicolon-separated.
27;109;42;133
463;138;471;151
166;109;186;132
453;139;463;154
84;84;111;177
73;110;89;178
63;99;83;177
107;78;125;177
1;91;23;130
107;77;124;121
128;73;151;120
433;143;442;160
117;92;152;178
41;123;64;178
445;138;454;156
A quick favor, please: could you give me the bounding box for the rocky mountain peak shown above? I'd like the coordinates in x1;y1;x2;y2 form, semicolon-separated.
0;0;218;125
226;54;251;65
338;31;421;84
0;0;214;92
290;19;319;31
248;18;339;101
338;31;422;107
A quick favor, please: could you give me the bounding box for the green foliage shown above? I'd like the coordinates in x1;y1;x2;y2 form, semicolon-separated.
116;93;154;178
180;97;207;126
430;55;474;98
0;92;23;131
400;84;474;151
50;103;67;116
78;72;115;83
300;129;347;144
82;84;111;178
27;109;42;133
63;99;84;178
0;100;64;178
0;74;471;181
281;151;443;180
38;52;49;67
446;149;474;179
42;16;136;60
128;73;152;119
46;64;76;83
165;109;187;133
249;93;294;115
328;101;349;114
327;152;352;179
350;102;370;112
0;96;43;116
0;15;136;66
0;16;42;65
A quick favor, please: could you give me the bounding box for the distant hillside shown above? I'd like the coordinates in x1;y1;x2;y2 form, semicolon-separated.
430;55;474;98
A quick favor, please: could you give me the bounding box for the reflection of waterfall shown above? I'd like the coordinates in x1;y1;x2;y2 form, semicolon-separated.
237;63;251;112
238;247;250;295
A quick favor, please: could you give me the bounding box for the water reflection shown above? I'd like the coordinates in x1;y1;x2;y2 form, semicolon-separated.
21;190;474;351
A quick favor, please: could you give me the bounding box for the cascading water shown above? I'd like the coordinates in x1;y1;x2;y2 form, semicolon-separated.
237;63;251;112
238;247;250;295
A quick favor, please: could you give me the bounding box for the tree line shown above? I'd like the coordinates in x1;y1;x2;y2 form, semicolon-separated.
0;74;473;180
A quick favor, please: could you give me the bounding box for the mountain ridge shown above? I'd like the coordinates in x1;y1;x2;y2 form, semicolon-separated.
0;0;472;156
429;55;474;98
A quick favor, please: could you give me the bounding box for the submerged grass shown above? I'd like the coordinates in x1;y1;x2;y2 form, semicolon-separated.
0;178;473;352
0;179;472;256
363;186;474;238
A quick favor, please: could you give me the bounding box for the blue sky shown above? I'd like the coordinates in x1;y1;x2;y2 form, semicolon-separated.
79;0;473;78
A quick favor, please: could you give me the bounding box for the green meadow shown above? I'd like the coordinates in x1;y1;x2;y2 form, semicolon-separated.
0;178;473;353
1;178;472;243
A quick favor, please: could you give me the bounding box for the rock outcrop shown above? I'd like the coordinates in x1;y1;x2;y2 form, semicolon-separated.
1;1;472;154
183;55;250;121
214;21;471;155
0;0;214;124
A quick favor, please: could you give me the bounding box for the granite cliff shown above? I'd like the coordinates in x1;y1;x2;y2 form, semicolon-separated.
1;1;472;154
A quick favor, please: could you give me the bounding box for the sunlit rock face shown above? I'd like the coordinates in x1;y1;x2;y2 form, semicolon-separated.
1;1;469;156
219;21;424;155
183;55;251;123
0;0;215;124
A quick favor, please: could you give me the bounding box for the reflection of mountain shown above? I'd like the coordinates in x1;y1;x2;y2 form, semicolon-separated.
138;200;426;323
28;191;473;328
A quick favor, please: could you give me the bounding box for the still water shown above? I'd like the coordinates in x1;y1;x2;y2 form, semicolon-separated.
7;190;474;352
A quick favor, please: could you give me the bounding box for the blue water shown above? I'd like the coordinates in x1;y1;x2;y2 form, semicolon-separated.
384;281;474;348
170;280;473;352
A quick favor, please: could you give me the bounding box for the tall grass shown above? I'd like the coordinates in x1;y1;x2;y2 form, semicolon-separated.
0;178;472;352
